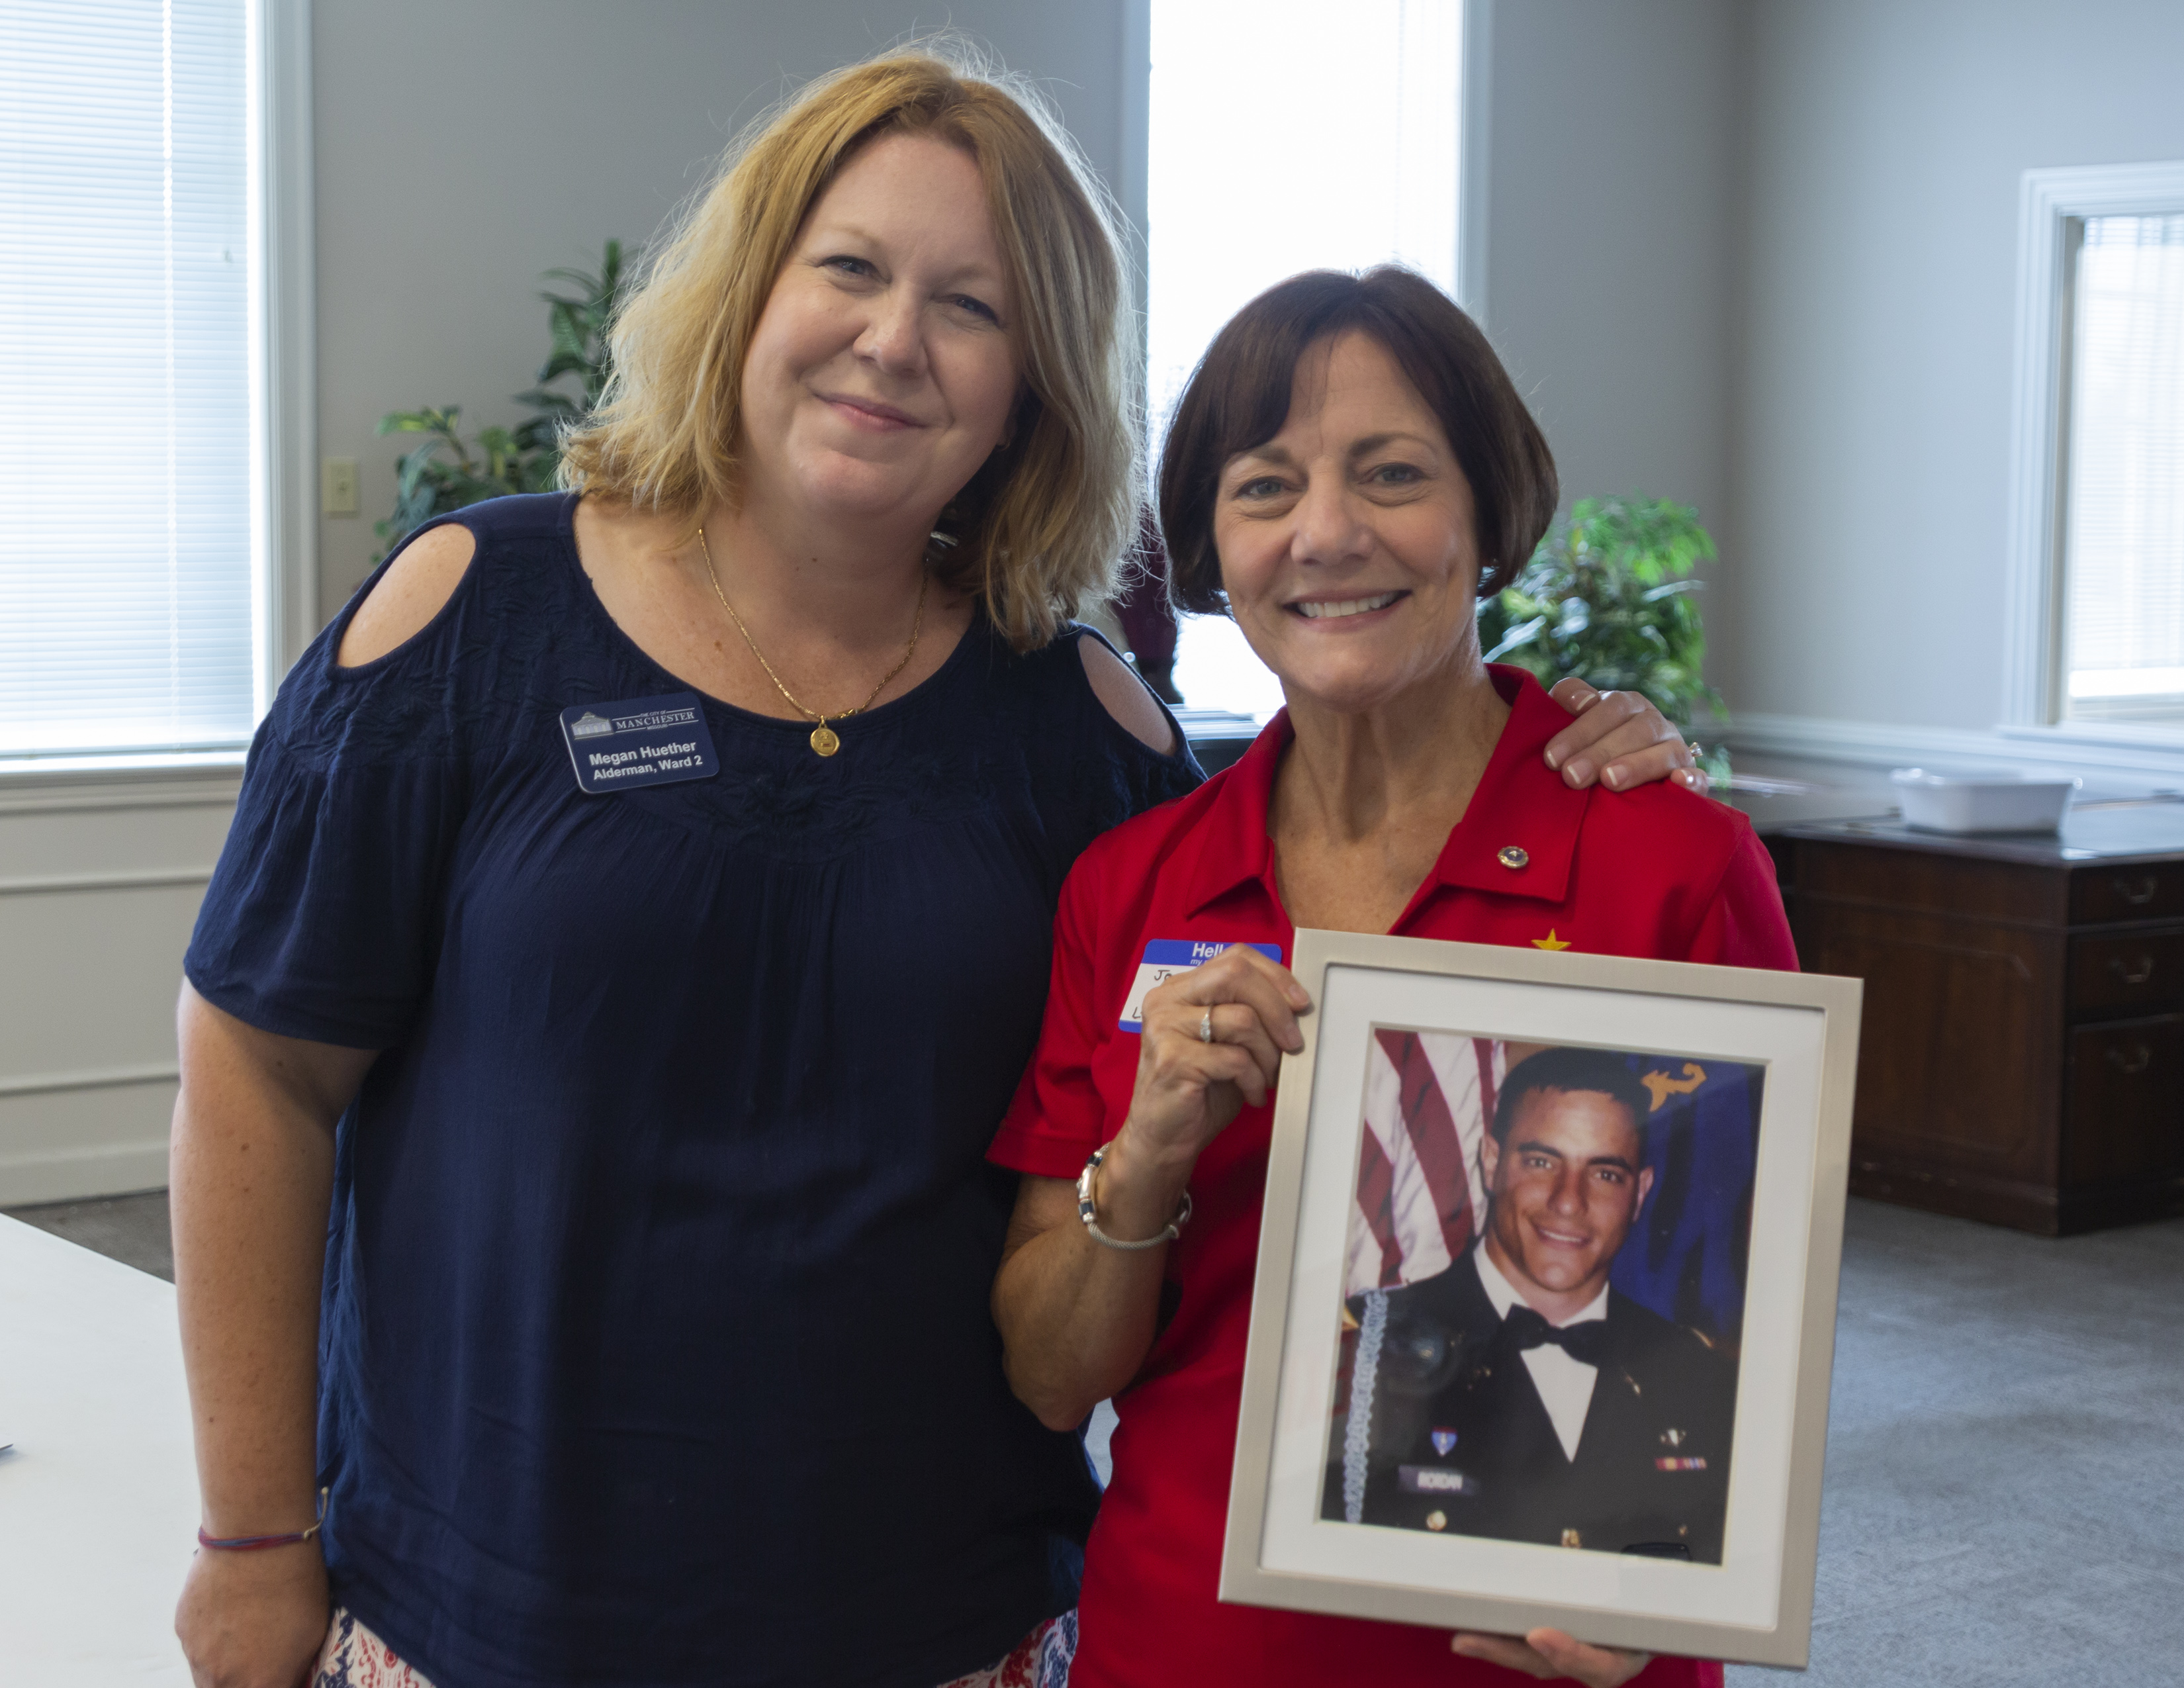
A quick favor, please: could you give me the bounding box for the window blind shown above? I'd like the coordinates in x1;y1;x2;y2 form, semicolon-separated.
0;0;255;760
2063;212;2184;721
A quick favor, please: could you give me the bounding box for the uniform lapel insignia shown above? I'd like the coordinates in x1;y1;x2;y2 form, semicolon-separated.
1431;1428;1459;1456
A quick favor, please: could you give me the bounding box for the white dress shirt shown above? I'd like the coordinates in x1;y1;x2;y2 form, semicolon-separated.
1472;1244;1610;1463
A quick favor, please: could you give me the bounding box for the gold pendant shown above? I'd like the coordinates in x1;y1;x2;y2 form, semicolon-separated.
809;724;841;757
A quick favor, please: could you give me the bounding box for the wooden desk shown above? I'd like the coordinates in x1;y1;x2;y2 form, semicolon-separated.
1770;808;2184;1235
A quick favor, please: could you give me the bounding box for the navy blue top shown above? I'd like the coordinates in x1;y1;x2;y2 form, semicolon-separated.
184;492;1201;1688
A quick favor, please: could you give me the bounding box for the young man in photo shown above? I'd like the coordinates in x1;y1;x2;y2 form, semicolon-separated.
1327;1046;1737;1563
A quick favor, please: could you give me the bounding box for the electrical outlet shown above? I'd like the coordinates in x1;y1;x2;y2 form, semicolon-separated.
322;457;359;516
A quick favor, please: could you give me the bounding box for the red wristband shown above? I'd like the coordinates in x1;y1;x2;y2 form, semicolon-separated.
197;1487;328;1552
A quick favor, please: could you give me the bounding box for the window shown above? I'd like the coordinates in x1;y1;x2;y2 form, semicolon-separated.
2005;162;2184;739
2059;214;2184;722
0;0;285;768
1146;0;1469;719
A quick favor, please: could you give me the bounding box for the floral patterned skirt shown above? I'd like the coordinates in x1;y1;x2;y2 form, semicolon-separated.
312;1609;430;1688
312;1604;1077;1688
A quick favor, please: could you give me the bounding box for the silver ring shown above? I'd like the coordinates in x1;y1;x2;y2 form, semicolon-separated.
1199;1009;1214;1043
1690;741;1706;761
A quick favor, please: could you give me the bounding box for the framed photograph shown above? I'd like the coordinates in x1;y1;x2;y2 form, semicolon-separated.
1222;930;1861;1668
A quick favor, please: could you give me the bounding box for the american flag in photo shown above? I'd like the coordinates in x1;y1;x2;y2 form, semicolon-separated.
1345;1032;1504;1299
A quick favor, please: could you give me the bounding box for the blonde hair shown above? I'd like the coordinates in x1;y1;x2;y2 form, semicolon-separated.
560;44;1138;651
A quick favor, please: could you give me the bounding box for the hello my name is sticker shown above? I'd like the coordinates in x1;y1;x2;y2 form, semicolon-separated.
1117;939;1284;1033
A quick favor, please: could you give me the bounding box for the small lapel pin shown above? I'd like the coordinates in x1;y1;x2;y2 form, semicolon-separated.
1497;845;1529;870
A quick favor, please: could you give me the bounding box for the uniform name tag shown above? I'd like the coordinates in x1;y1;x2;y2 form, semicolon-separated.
1118;939;1282;1033
1398;1464;1480;1496
559;692;719;794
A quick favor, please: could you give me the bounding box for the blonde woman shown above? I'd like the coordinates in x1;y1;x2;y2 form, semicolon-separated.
170;50;1698;1688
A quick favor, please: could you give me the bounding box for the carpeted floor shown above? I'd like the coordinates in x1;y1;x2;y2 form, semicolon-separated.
1730;1199;2184;1686
5;1188;173;1280
11;1191;2179;1682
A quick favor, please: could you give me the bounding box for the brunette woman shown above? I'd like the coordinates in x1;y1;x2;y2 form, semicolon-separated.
991;269;1790;1688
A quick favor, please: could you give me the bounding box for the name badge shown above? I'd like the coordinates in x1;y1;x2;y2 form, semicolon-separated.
1117;939;1282;1032
559;692;719;794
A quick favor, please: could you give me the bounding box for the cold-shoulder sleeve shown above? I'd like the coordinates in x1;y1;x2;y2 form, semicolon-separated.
185;538;481;1049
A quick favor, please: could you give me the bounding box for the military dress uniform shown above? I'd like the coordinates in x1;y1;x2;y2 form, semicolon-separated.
1330;1248;1736;1563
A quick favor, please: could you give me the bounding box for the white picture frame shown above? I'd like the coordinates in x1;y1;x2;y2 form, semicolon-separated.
1221;929;1861;1669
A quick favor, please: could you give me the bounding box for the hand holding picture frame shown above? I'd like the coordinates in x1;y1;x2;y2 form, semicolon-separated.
1222;929;1860;1669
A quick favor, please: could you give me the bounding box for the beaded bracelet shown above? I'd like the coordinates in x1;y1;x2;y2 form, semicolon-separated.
198;1487;329;1552
1076;1145;1192;1251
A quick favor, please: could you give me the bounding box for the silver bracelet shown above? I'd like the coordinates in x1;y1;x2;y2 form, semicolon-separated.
1076;1144;1193;1251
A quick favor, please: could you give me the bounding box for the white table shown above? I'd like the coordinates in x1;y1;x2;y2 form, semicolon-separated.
0;1213;199;1685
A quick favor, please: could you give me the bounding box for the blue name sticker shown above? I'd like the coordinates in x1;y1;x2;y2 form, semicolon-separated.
1117;939;1283;1033
559;692;719;795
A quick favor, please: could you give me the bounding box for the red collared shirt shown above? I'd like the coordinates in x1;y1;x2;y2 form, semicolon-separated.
989;668;1792;1688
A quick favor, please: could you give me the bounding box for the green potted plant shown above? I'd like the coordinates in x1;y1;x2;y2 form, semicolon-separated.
1477;494;1731;780
374;240;630;557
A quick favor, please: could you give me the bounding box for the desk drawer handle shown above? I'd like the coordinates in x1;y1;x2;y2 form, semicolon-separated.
2113;874;2160;906
2109;955;2158;986
2105;1043;2153;1076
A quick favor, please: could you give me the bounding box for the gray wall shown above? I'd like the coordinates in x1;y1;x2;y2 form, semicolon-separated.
1482;0;1747;567
1720;0;2184;732
312;0;1139;610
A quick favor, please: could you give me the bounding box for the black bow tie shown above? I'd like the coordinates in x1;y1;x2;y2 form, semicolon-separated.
1502;1303;1608;1367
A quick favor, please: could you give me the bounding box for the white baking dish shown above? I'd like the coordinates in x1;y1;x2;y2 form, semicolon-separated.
1889;769;2078;833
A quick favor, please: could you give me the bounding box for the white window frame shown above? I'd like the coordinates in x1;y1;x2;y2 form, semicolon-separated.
2001;158;2184;751
257;0;318;713
1457;0;1494;326
0;0;314;785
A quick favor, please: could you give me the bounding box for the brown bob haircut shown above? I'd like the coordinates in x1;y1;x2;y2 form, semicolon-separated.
1157;266;1558;613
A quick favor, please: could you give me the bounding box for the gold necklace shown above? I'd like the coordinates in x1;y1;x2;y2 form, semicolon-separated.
696;527;929;758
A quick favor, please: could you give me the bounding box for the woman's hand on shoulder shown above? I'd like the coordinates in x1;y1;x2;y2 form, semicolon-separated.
1450;1626;1652;1686
1542;678;1706;795
336;522;478;669
1081;634;1177;754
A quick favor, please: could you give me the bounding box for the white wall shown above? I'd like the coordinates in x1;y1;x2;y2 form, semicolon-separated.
28;0;2184;1204
312;0;1141;612
1721;0;2184;741
0;769;239;1204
